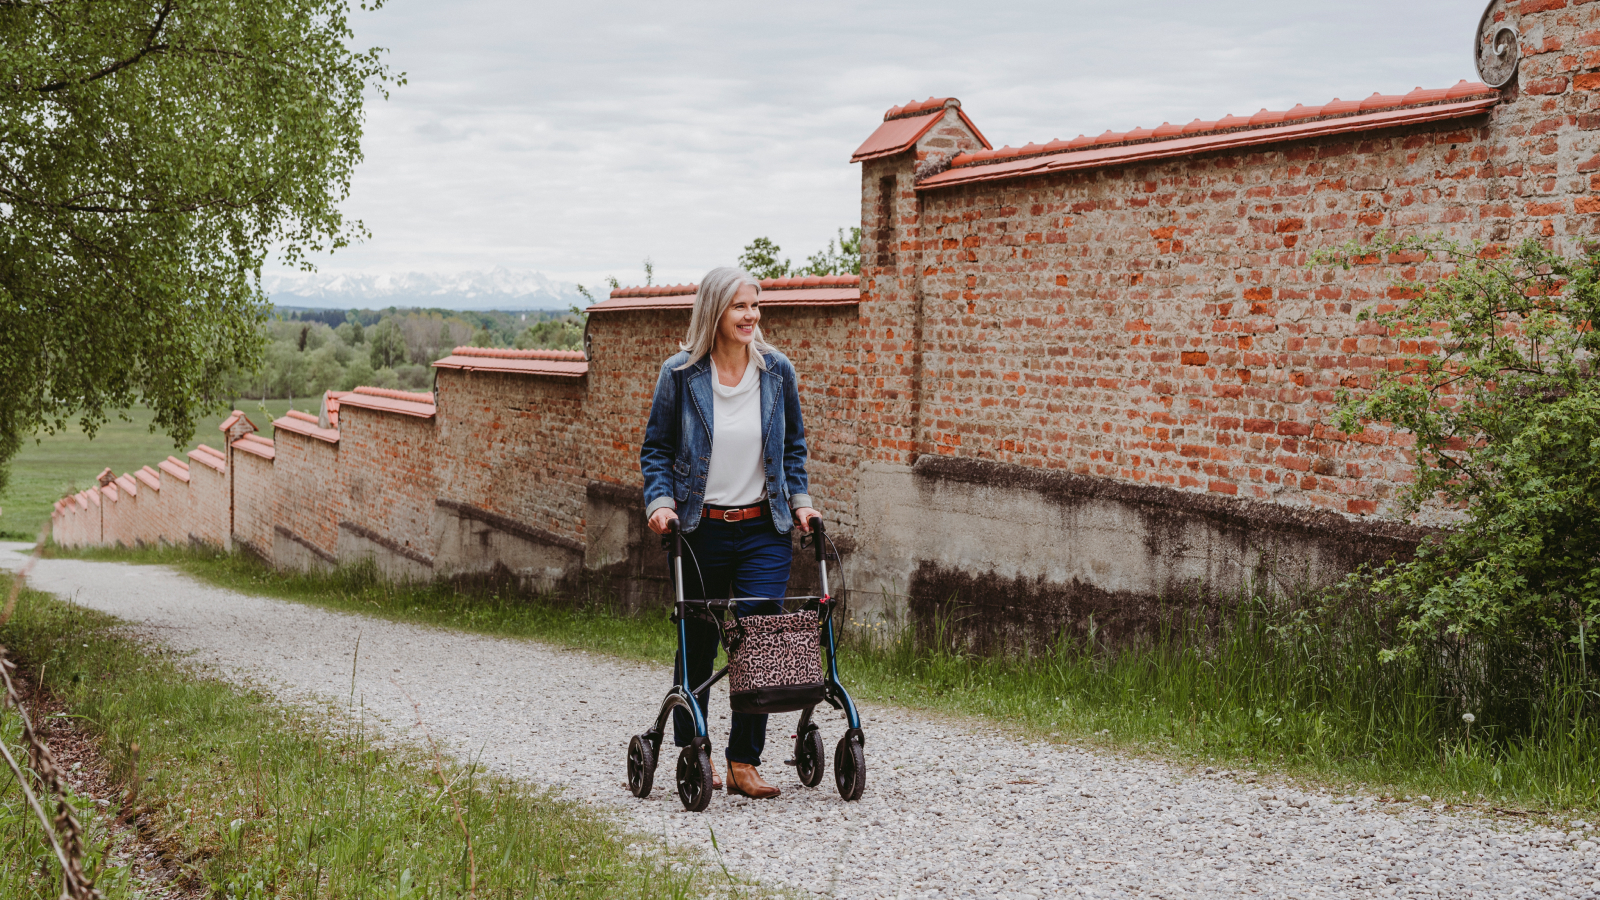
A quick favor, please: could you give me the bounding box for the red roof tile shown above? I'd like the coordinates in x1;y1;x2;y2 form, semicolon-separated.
189;444;226;472
219;411;258;438
354;386;433;404
607;274;858;299
851;97;992;163
232;433;276;461
433;347;588;378
925;85;1497;189
593;275;861;313
272;415;341;444
159;456;190;484
285;409;319;424
101;483;119;502
323;391;345;428
136;467;161;491
449;346;586;361
114;473;137;497
338;387;437;419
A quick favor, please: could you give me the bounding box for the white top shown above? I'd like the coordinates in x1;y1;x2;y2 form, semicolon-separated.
704;357;766;507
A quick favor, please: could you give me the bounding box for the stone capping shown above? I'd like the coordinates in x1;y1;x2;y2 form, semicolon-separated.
189;444;226;472
432;348;588;379
159;456;190;483
272;414;340;444
338;520;435;568
336;389;437;419
274;524;337;565
434;498;585;554
919;95;1499;190
234;535;270;566
912;455;1433;550
585;480;642;508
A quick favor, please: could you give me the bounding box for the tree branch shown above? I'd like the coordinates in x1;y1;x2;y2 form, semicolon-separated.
35;1;174;93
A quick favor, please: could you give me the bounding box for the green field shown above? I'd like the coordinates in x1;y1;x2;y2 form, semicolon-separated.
0;399;322;540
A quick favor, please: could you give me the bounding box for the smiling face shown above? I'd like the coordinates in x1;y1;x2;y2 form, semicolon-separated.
715;283;760;353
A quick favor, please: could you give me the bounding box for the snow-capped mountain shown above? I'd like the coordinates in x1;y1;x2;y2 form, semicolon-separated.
263;267;588;311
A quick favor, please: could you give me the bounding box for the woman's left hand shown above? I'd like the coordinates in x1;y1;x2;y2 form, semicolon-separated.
794;507;820;533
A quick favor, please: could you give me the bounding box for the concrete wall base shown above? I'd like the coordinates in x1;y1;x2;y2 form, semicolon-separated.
432;499;584;595
337;521;434;583
849;456;1429;651
273;525;337;573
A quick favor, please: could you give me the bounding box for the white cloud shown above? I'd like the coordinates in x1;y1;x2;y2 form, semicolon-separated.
286;0;1477;290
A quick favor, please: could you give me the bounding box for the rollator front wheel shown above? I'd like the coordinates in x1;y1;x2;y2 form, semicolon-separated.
676;745;714;812
835;735;865;801
627;734;656;798
794;728;826;787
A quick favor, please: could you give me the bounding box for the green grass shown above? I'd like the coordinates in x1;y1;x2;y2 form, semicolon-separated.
0;700;135;898
46;543;1600;822
0;583;762;899
0;400;323;541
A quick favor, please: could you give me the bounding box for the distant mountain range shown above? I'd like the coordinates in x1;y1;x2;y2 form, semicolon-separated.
263;267;589;311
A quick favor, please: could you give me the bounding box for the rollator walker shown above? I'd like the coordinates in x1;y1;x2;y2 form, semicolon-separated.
625;518;865;811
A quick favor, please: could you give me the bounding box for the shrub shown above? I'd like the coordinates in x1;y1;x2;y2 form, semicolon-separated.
1317;236;1600;718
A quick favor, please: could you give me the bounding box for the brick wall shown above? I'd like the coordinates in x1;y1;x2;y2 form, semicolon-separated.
271;428;343;568
231;443;277;564
435;369;589;548
335;402;439;578
185;448;228;549
155;458;193;547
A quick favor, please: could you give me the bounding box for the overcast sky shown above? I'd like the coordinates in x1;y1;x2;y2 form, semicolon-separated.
298;0;1482;290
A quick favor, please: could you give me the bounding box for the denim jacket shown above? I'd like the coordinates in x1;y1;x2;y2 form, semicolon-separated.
640;349;812;534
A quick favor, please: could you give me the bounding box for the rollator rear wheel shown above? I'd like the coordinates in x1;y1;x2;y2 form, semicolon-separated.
676;745;714;812
794;728;826;787
835;735;865;801
627;734;656;798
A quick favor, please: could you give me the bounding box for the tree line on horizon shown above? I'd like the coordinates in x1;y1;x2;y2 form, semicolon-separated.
230;307;581;401
246;228;863;403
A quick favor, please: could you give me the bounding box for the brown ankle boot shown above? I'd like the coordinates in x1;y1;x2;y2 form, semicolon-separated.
708;758;722;791
727;761;780;799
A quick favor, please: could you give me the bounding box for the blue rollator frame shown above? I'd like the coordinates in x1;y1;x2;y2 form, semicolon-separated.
625;517;866;811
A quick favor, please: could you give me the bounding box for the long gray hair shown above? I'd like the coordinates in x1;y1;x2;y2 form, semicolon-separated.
677;266;772;369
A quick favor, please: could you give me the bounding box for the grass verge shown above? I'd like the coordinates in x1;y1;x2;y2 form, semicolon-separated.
47;542;1600;821
0;581;759;898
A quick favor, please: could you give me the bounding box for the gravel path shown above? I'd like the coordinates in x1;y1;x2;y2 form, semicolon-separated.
5;543;1598;899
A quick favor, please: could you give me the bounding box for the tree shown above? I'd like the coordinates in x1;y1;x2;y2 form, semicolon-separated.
798;227;863;276
739;237;790;280
0;0;400;492
1317;236;1600;673
367;318;407;370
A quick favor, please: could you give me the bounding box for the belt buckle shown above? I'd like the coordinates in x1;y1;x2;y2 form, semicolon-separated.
726;508;745;523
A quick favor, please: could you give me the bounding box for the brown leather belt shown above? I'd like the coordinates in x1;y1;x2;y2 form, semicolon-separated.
705;502;766;523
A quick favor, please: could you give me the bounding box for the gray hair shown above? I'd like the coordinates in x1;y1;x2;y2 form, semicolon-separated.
677;266;772;369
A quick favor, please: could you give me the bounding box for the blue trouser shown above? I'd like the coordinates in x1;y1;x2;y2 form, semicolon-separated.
672;513;792;766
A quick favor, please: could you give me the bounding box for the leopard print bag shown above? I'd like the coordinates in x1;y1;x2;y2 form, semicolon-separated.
724;610;827;714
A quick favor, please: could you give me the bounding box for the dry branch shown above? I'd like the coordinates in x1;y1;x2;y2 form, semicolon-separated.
0;527;102;899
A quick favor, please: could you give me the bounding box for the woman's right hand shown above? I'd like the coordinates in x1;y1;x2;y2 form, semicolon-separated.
648;508;679;535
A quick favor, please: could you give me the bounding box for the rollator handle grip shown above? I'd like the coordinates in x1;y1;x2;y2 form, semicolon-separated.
809;515;826;561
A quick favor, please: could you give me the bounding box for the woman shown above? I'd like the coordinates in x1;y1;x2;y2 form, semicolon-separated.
640;266;820;800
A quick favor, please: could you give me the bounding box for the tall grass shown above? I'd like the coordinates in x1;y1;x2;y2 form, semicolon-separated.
0;585;755;899
844;586;1600;812
51;542;1600;815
